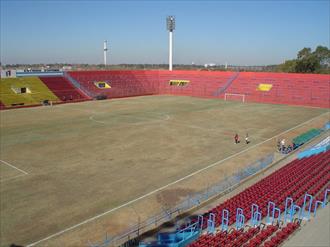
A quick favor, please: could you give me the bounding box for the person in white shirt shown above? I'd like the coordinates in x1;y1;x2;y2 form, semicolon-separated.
280;139;286;152
245;133;250;144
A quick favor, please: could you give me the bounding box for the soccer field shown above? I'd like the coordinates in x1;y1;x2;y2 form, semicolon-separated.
0;95;328;247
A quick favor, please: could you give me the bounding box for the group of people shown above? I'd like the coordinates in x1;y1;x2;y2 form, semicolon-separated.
233;133;297;154
277;139;296;154
234;133;250;144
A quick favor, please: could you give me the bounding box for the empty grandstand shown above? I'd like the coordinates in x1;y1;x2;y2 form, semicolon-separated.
139;145;330;247
1;70;329;109
68;70;330;108
0;76;90;109
0;77;59;107
67;70;160;99
224;72;330;108
39;76;89;102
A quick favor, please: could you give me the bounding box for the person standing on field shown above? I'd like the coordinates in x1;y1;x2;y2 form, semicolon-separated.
280;139;286;153
245;133;250;144
234;133;239;144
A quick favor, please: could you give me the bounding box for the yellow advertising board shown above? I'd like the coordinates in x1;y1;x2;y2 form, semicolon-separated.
257;84;273;91
169;80;190;86
94;81;111;89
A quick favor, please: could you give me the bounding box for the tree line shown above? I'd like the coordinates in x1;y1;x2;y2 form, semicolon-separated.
2;46;329;74
277;46;330;74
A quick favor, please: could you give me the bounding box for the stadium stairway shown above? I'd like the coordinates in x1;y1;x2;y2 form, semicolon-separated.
213;71;240;97
68;70;159;99
63;71;95;98
39;76;90;102
0;77;59;107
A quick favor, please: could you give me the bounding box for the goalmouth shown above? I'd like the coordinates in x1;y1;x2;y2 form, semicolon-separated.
224;93;246;103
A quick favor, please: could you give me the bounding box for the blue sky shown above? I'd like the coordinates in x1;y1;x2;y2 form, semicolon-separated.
1;0;329;65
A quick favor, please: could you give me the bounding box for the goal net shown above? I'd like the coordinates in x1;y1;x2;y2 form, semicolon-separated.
224;93;245;103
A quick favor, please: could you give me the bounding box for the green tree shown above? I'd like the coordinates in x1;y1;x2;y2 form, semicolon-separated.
278;59;297;72
314;45;330;67
295;55;319;73
297;47;312;59
278;46;329;73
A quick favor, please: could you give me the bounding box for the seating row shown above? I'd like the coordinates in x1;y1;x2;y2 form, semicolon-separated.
185;150;329;246
39;76;89;102
225;72;329;107
0;77;59;107
67;70;329;108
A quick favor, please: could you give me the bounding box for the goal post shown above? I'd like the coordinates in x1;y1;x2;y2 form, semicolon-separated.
224;93;246;103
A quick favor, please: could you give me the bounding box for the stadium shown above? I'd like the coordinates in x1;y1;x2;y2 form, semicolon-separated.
0;1;329;247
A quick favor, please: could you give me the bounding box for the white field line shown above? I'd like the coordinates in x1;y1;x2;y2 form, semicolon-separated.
89;115;106;124
89;111;224;133
27;111;328;247
90;111;260;135
0;159;28;175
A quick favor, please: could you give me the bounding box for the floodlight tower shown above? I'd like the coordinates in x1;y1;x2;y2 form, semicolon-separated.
167;16;175;71
103;40;108;66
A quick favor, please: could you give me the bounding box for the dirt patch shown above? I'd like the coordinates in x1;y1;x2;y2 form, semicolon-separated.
156;188;196;208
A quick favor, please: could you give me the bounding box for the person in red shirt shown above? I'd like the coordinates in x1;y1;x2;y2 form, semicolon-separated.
234;133;239;144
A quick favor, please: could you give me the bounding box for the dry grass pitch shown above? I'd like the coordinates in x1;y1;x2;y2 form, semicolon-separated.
0;95;328;247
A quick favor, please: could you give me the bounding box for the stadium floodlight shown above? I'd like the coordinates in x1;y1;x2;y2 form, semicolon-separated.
103;40;108;66
166;16;175;71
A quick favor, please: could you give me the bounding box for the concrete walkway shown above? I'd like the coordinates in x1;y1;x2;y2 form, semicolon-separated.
283;204;330;247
